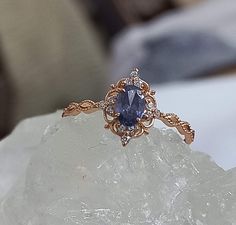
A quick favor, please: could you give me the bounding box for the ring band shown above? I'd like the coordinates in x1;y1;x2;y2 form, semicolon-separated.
62;69;195;146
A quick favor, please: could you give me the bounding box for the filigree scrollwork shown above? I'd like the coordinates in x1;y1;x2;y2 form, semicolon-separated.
158;112;195;144
62;100;99;117
62;69;195;146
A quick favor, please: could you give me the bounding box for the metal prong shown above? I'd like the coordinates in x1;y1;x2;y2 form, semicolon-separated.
134;68;139;73
136;118;141;122
104;124;109;129
62;111;67;117
110;84;116;89
150;90;156;95
121;135;131;146
130;68;139;77
142;114;148;120
141;89;146;95
115;113;120;117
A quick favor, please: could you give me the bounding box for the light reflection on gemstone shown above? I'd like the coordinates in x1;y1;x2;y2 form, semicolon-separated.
115;85;146;127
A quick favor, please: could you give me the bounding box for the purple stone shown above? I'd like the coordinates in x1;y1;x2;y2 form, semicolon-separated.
115;85;145;127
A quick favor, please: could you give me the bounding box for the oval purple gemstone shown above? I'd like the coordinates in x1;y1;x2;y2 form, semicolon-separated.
115;85;145;127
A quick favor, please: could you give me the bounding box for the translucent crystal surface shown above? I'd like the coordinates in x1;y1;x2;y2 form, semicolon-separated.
0;111;236;225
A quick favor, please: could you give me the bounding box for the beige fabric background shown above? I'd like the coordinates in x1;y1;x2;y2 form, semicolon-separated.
0;0;107;128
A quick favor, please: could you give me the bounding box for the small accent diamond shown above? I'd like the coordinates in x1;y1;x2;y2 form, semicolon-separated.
130;68;139;77
127;126;135;131
154;109;161;118
126;78;133;85
133;77;142;87
118;124;126;132
106;105;114;115
98;101;106;109
108;96;116;104
146;102;155;110
121;135;131;146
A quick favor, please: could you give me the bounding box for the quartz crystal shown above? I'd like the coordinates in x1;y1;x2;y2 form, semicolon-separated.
0;111;236;225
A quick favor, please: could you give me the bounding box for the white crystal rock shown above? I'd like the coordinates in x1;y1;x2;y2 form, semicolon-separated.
0;111;236;225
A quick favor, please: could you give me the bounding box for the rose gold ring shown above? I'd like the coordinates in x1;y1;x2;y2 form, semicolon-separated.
62;69;195;146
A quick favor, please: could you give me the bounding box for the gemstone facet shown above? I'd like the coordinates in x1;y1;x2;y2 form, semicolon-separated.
115;85;145;127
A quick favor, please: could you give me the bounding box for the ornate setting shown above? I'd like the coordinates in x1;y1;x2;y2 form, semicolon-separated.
62;69;195;146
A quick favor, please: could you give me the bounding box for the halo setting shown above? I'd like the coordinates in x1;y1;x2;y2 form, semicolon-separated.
62;69;195;146
102;69;158;146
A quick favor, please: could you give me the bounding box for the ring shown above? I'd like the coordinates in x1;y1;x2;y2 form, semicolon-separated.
62;69;195;146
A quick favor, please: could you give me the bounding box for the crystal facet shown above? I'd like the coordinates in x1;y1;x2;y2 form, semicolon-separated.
1;112;236;225
115;85;145;127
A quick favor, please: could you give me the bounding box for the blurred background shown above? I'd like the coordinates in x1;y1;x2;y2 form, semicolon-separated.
0;0;236;168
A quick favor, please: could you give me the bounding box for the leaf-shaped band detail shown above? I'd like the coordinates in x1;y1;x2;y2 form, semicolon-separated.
158;112;195;144
62;100;100;117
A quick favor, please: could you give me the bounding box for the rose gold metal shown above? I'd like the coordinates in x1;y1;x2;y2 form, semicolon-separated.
62;100;100;117
157;112;195;144
62;69;195;146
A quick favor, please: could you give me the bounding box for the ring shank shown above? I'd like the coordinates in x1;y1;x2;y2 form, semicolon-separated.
62;100;100;117
158;112;195;144
62;100;195;144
